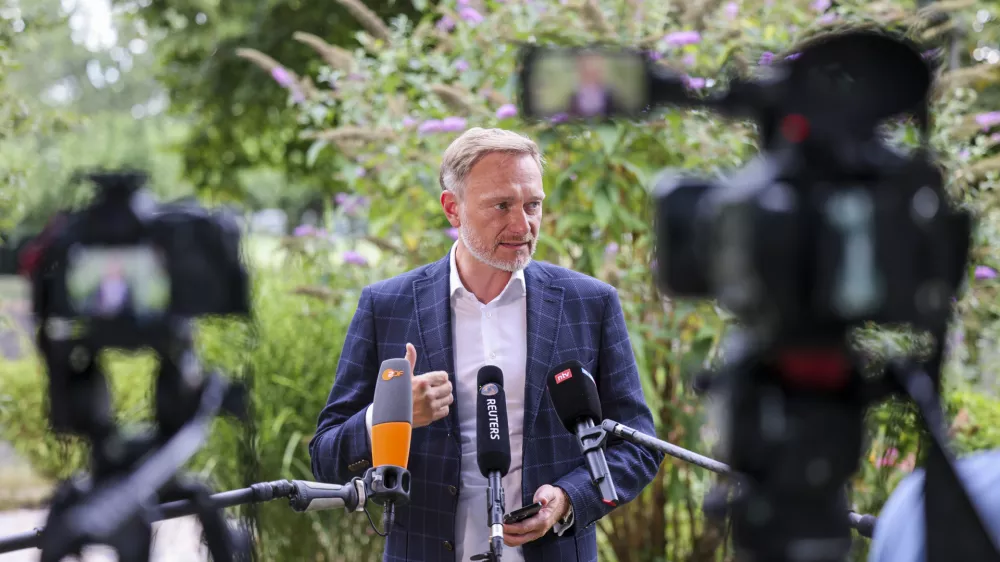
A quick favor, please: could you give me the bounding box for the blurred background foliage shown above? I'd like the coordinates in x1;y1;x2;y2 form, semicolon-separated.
1;0;1000;561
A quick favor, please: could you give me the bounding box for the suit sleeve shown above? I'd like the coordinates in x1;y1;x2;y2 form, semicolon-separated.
554;287;665;530
308;286;380;484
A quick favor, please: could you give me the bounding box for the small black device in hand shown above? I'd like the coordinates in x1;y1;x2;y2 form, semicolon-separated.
503;502;543;525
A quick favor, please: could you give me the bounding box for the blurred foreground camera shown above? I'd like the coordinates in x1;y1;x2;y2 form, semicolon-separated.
518;30;1000;562
29;170;249;346
19;169;253;562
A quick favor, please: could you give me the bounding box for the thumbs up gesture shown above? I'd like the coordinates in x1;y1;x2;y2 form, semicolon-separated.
405;343;453;428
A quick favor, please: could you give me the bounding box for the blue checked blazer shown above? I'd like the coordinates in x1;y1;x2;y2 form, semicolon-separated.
309;254;664;562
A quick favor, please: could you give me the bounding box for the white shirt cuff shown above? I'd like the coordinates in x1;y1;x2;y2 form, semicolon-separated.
553;504;574;535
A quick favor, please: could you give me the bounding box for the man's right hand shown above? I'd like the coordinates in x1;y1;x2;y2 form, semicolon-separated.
405;342;453;428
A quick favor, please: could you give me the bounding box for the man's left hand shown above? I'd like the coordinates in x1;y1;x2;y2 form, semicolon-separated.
503;485;570;547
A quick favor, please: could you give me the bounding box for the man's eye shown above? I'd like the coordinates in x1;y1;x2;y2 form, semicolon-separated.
495;203;508;211
527;202;542;210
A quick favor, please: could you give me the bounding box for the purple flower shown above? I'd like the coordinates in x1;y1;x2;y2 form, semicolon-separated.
724;2;738;18
991;133;1000;143
496;104;518;119
759;51;774;66
355;167;366;178
785;53;801;61
454;59;469;71
647;50;663;61
605;242;619;257
291;88;306;104
975;111;1000;130
437;15;456;31
271;67;294;87
664;30;701;47
959;149;971;161
440;116;467;132
294;224;315;237
686;76;706;89
975;265;998;279
818;13;837;24
922;48;941;59
682;53;696;66
550;113;568;124
335;192;350;205
459;7;484;24
343;251;368;266
402;116;418;128
811;0;831;11
458;0;470;5
418;119;444;134
446;227;460;240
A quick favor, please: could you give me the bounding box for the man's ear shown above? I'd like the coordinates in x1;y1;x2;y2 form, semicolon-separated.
441;190;461;227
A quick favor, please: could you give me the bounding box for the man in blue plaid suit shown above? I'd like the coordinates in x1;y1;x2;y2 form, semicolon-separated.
310;128;664;561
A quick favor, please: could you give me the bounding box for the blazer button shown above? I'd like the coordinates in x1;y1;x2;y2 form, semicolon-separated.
448;485;457;495
444;541;454;551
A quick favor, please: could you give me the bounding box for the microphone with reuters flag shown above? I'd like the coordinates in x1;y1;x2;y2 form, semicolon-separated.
369;357;414;533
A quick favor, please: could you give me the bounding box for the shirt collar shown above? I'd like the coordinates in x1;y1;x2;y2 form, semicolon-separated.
449;241;526;301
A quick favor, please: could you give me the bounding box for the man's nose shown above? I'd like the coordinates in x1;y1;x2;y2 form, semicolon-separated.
509;209;531;235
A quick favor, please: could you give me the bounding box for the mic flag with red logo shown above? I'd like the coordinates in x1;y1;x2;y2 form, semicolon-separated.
547;360;604;434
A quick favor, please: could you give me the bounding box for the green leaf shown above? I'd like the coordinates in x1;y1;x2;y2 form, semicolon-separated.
596;125;619;155
593;187;613;228
305;140;328;167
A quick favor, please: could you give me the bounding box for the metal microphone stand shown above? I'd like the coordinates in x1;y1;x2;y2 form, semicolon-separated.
0;467;412;555
600;418;878;539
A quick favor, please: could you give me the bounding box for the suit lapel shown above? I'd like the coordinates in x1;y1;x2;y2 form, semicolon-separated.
522;263;564;441
412;256;458;442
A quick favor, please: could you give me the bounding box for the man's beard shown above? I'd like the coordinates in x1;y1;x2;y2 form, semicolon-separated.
459;218;537;273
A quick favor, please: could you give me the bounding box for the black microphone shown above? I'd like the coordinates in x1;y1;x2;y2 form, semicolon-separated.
546;360;619;507
477;366;511;560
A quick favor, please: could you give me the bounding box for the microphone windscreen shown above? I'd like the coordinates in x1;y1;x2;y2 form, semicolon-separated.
478;365;503;387
546;360;602;432
476;366;511;476
371;357;413;468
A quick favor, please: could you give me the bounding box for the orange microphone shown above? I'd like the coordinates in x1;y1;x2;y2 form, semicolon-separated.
369;357;413;532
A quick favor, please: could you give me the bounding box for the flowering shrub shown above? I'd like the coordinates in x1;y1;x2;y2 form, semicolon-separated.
232;0;1000;559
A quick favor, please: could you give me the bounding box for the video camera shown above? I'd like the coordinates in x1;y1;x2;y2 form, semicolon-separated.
18;169;254;561
517;29;1000;562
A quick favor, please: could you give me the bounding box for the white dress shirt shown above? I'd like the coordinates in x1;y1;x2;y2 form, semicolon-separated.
366;243;571;560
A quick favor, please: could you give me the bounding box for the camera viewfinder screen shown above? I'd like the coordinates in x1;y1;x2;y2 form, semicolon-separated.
527;49;648;120
66;246;170;318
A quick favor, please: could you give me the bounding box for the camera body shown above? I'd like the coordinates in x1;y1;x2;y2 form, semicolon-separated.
654;148;970;343
28;170;250;349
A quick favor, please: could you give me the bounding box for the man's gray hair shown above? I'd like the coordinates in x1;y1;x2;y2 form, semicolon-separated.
439;127;545;199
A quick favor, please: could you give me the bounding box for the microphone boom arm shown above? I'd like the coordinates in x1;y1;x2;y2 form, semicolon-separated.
600;419;878;539
0;468;407;555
